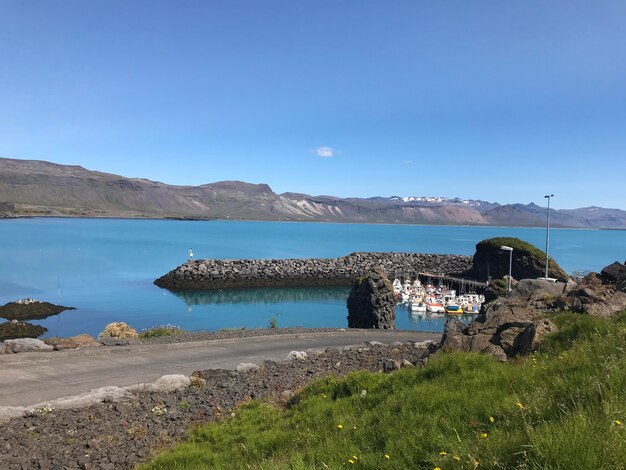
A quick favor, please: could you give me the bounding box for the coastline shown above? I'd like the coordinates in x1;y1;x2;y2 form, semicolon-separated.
0;214;613;230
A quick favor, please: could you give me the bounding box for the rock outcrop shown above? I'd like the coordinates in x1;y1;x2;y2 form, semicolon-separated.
469;237;568;282
441;261;626;361
555;263;626;316
155;252;473;291
440;280;561;361
347;268;395;329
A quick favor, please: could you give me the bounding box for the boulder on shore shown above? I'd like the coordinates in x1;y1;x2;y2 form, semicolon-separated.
347;267;395;329
555;262;626;316
2;338;54;353
601;261;626;292
44;334;101;350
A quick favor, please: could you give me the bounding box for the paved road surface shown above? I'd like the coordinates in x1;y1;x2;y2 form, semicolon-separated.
0;331;439;409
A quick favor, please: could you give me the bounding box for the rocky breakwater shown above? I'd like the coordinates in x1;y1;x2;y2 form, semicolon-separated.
154;252;472;291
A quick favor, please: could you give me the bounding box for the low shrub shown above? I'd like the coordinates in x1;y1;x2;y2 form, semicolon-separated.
138;325;185;339
98;322;138;339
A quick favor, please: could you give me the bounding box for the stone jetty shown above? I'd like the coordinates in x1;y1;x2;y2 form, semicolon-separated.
154;252;473;291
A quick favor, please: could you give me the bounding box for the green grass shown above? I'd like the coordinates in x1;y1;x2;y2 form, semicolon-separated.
138;325;185;339
141;313;626;469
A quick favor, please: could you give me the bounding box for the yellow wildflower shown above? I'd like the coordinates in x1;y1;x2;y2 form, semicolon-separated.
489;416;495;423
434;467;441;470
439;451;447;456
352;455;358;460
515;402;526;410
348;459;354;464
384;454;390;459
614;420;622;427
453;455;461;461
337;424;343;429
480;432;488;439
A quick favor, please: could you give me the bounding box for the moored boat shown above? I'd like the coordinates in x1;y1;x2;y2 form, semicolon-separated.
426;302;445;314
408;298;427;313
445;304;464;314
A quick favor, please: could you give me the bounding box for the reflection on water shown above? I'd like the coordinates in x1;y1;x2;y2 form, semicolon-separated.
403;308;477;331
173;286;350;307
170;286;477;335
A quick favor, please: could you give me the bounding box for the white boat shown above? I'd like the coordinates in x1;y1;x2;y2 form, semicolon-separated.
408;298;427;313
426;302;445;314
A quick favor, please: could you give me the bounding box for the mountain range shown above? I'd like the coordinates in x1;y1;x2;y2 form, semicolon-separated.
1;157;625;229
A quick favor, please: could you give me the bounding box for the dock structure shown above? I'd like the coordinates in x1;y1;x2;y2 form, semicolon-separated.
417;272;489;292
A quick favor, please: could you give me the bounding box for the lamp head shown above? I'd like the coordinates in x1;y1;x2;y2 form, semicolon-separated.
500;246;513;252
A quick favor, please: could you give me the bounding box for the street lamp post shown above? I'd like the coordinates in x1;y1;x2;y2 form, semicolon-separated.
500;245;513;293
544;194;554;278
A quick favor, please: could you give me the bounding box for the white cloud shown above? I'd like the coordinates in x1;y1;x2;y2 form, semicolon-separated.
316;146;334;158
403;159;413;164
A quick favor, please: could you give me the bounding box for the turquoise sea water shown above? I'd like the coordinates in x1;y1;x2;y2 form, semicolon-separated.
0;218;624;338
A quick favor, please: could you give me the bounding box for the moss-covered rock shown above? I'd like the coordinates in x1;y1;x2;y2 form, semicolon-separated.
471;237;568;282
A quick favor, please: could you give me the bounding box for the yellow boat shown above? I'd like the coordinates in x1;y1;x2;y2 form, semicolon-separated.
445;305;463;314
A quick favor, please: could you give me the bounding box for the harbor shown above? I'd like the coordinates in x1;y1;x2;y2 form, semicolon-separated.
392;276;485;317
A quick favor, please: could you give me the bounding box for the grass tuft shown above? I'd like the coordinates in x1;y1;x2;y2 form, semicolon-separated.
138;325;185;339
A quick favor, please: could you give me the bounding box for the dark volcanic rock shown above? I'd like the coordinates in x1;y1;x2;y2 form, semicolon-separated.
556;263;626;316
441;279;563;361
0;321;47;341
346;268;395;329
469;237;568;282
443;260;626;361
0;299;75;321
601;261;626;286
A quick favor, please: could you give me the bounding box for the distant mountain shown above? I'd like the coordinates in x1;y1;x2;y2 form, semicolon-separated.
1;157;625;229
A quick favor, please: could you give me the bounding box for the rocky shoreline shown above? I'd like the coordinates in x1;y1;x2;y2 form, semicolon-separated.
154;252;473;290
0;338;436;470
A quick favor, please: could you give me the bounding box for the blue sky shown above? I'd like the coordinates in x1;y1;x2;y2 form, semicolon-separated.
1;1;625;209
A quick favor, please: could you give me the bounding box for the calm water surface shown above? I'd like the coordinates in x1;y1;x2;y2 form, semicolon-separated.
0;219;623;337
